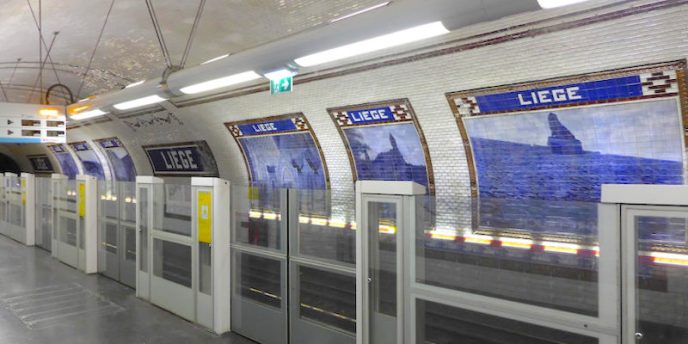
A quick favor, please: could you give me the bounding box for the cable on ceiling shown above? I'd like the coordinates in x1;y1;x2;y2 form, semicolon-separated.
27;31;59;103
76;0;116;98
179;0;206;68
0;80;9;101
25;0;62;84
8;58;21;86
145;0;173;68
45;83;74;105
38;0;42;102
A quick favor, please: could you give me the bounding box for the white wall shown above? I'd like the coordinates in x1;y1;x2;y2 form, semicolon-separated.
18;0;688;228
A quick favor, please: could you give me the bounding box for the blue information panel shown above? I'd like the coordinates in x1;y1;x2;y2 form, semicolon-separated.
474;75;643;113
343;107;396;125
237;119;297;136
96;137;137;182
48;144;79;179
69;141;107;180
143;141;219;177
28;155;54;173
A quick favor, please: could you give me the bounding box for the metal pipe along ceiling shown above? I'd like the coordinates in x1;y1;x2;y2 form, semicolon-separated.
71;0;540;114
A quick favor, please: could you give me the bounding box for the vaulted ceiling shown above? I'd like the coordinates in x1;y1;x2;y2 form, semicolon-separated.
0;0;401;104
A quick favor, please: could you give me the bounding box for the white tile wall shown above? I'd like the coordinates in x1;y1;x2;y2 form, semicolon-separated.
55;0;688;229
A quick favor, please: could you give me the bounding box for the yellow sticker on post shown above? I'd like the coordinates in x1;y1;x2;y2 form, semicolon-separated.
78;182;86;217
198;191;212;244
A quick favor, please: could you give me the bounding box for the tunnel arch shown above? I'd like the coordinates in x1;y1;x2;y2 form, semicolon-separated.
0;153;21;174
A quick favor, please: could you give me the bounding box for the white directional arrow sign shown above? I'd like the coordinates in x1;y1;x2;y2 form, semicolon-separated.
0;103;66;143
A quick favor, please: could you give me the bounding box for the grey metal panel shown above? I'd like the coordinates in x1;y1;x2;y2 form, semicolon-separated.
58;241;78;268
120;226;137;288
197;292;213;329
291;317;355;344
232;298;286;344
150;275;195;321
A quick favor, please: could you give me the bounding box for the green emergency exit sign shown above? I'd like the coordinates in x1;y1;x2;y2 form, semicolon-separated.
270;76;293;94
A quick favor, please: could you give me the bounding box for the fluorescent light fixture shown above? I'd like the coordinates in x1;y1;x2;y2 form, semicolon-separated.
263;69;295;80
201;54;229;65
125;80;145;88
70;109;107;120
179;71;262;95
330;2;391;23
295;21;449;67
113;95;166;110
538;0;592;8
38;108;61;117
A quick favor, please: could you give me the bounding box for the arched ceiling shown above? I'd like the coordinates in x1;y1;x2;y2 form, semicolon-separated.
0;0;403;104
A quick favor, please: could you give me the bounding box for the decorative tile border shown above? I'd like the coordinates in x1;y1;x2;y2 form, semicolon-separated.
446;60;688;199
225;113;330;189
226;114;310;138
328;98;435;194
68;141;93;152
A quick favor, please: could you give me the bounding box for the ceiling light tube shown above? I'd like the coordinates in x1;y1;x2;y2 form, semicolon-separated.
202;54;230;65
294;21;449;67
179;71;262;95
537;0;592;9
330;2;391;23
70;109;107;120
125;80;145;88
113;95;167;110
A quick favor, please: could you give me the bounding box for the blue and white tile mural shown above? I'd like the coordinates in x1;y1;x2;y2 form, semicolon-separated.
69;142;107;180
226;115;329;210
48;144;80;179
96;137;137;182
330;100;433;190
464;99;684;201
450;66;685;237
239;133;327;190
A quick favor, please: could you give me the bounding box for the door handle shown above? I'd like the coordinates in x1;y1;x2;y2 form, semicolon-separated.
367;277;372;283
635;333;643;341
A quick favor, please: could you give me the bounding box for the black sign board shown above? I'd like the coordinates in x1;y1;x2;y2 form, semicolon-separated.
143;140;218;177
28;154;54;173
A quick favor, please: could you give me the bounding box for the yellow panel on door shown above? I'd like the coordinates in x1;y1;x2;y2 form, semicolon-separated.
198;191;212;244
78;182;86;217
21;179;26;205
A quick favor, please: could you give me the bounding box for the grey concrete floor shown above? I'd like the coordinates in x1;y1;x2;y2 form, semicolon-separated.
0;235;256;344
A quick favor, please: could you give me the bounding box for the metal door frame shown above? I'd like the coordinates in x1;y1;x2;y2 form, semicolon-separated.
356;181;425;344
229;188;289;344
358;194;405;344
286;188;356;344
35;177;53;251
621;205;688;343
149;228;197;321
56;179;79;268
136;177;161;301
602;184;688;344
99;181;121;282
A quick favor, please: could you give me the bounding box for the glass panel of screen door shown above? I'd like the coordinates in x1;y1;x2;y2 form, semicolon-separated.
632;213;688;343
368;201;398;344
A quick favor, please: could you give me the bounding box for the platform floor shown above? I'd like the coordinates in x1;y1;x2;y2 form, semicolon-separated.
0;235;255;344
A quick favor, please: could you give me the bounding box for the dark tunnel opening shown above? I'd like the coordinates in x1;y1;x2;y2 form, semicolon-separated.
0;152;21;174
